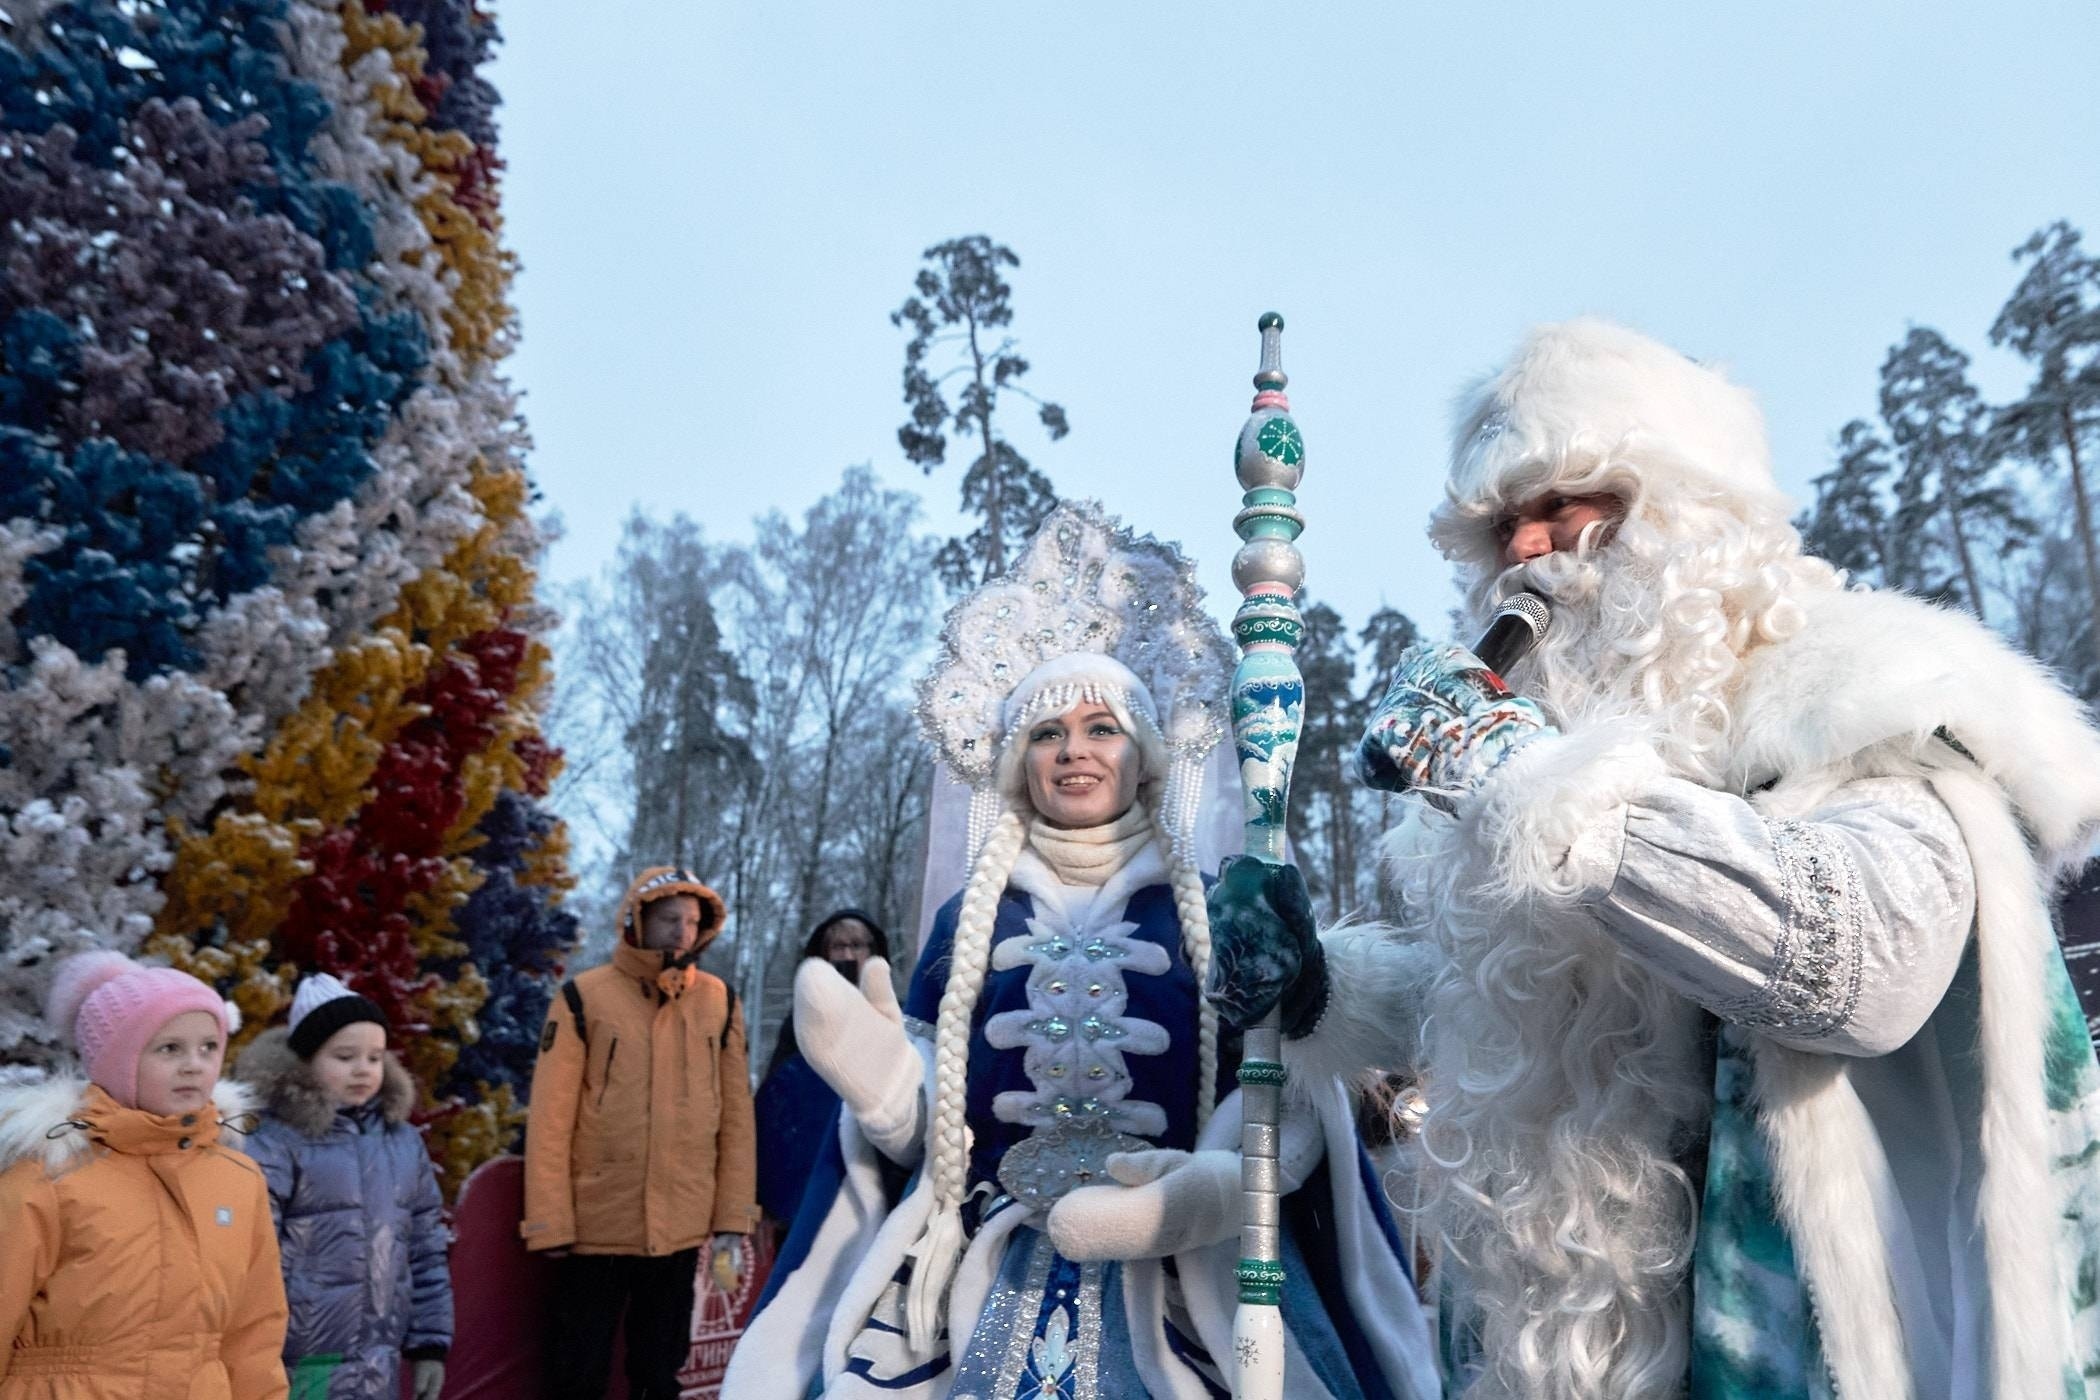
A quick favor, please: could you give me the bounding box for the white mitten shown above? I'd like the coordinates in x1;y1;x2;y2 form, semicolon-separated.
794;957;924;1164
1045;1148;1239;1262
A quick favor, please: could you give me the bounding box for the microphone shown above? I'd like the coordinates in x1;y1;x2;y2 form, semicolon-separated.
1473;592;1552;682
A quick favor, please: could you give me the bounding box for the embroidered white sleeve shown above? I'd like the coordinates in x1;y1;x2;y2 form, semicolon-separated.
1589;774;1975;1057
1710;820;1866;1039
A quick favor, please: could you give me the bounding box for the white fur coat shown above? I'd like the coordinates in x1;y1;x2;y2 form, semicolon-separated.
1717;587;2100;1399
1333;585;2100;1400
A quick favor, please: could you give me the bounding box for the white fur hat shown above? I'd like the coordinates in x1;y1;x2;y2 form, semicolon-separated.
1434;318;1788;561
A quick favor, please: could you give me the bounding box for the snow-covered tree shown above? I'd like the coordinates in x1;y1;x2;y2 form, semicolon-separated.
1991;222;2100;670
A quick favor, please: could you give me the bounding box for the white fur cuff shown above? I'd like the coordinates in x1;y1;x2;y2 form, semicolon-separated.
1281;924;1437;1084
1461;721;1666;907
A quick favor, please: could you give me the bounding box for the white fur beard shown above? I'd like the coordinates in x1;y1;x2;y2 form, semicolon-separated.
1472;495;1832;788
1399;813;1711;1400
1505;543;1728;770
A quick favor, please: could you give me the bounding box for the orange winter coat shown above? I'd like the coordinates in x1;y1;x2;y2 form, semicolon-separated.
0;1078;289;1400
521;881;758;1256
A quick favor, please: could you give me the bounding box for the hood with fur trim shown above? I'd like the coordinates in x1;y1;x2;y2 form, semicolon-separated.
236;1025;416;1139
0;1068;259;1178
616;865;728;953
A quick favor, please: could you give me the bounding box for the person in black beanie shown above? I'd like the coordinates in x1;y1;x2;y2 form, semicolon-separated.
241;972;454;1399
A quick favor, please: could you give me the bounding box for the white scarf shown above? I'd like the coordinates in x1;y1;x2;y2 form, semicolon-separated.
1026;806;1154;888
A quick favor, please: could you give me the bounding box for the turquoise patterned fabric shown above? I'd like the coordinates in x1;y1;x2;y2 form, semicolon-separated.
1691;940;2100;1400
2044;950;2100;1395
1689;1022;1832;1400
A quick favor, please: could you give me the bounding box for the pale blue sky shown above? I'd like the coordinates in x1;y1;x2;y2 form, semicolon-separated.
492;1;2098;639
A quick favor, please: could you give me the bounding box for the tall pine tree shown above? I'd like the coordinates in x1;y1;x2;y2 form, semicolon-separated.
1879;327;2027;617
892;236;1069;588
1288;602;1365;920
1990;221;2100;663
1798;419;1897;584
609;516;759;881
1359;606;1424;680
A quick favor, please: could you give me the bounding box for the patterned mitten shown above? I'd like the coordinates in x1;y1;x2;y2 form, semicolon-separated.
1357;641;1557;808
1204;855;1329;1036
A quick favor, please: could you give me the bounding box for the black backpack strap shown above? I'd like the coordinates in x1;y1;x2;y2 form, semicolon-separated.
720;982;738;1048
561;979;588;1050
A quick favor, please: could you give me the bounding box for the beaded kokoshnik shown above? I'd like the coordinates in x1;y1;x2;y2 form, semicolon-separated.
915;499;1235;868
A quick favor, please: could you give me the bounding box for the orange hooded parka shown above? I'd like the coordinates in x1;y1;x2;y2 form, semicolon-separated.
0;1075;290;1400
521;868;759;1256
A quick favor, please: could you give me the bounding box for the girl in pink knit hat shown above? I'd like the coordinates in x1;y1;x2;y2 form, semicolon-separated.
0;950;290;1398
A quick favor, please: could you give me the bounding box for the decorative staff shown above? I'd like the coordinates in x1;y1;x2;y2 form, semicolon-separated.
1226;311;1306;1400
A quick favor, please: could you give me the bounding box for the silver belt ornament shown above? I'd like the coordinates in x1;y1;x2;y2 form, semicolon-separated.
995;1115;1152;1214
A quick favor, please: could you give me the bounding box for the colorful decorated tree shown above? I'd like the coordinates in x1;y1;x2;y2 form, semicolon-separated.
0;0;576;1195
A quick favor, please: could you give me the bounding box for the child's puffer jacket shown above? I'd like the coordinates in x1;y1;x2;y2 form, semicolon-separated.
239;1030;452;1400
0;1070;289;1399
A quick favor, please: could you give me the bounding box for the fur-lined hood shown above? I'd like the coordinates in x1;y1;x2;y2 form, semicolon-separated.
237;1025;416;1138
617;865;727;953
0;1067;259;1177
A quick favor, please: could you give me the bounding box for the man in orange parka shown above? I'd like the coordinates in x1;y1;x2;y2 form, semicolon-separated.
522;867;759;1400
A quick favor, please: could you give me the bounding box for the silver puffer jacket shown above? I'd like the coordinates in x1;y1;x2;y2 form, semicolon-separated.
240;1028;452;1400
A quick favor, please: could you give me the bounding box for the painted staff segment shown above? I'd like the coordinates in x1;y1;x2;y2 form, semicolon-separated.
1228;311;1305;1399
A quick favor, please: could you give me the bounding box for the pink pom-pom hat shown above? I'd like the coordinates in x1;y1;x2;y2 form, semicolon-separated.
45;951;234;1109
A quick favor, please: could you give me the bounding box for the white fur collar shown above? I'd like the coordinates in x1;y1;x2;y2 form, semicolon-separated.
1008;838;1168;930
0;1070;260;1177
1728;586;2100;868
1667;584;2100;1397
0;1070;95;1178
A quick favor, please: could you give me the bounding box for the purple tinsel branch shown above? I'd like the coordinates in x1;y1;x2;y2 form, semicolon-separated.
0;99;359;464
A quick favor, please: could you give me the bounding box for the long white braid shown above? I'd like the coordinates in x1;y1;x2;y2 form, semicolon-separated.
1154;807;1219;1131
903;793;1220;1348
903;808;1027;1351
